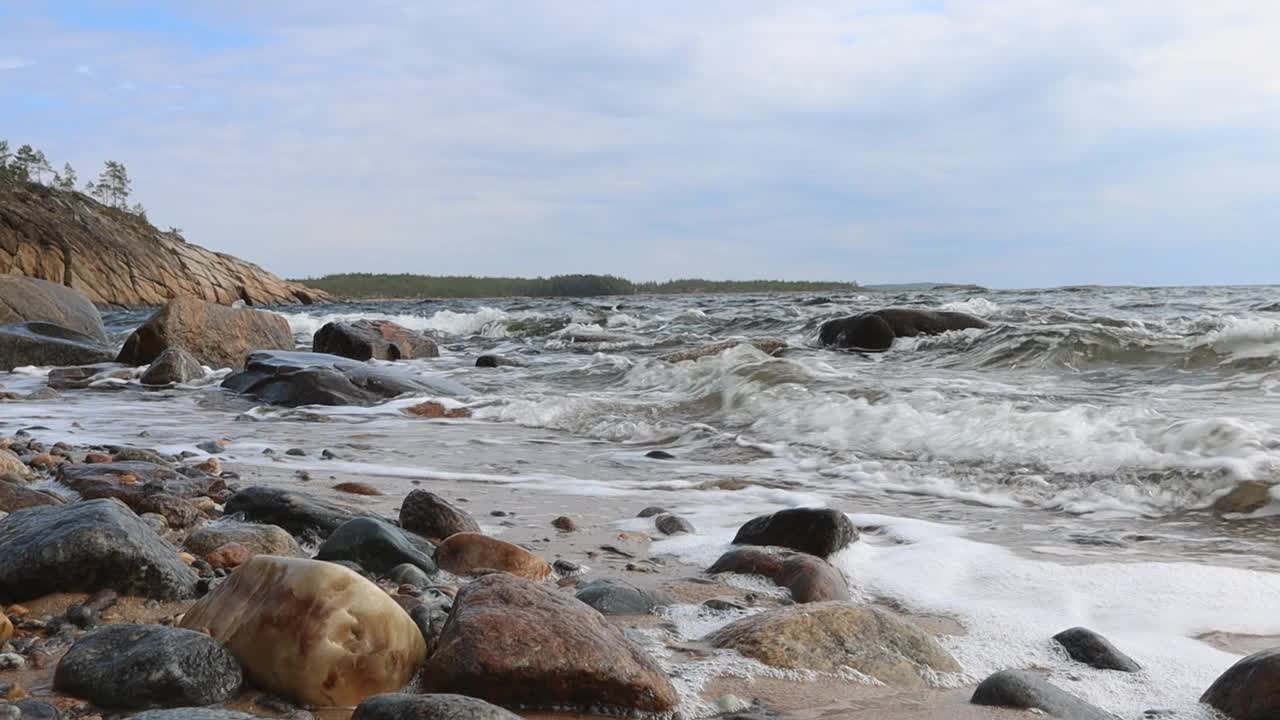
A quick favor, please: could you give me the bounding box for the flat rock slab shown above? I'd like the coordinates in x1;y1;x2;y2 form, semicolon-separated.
53;624;242;710
0;479;66;513
0;321;115;372
222;351;471;407
732;507;858;558
0;498;198;603
353;693;522;720
659;338;787;363
972;670;1119;719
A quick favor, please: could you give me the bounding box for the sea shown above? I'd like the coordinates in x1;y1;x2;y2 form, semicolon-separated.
4;285;1280;718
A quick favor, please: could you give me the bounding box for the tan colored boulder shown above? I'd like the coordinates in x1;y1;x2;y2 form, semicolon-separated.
179;555;426;707
434;532;551;580
0;448;31;481
1213;481;1273;515
706;602;959;686
184;522;304;558
117;296;295;370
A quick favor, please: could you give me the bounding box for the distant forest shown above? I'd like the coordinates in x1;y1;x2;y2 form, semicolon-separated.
297;273;860;299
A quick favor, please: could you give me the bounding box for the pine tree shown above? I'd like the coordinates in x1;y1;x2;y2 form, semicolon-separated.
0;141;12;183
130;202;146;219
30;149;52;184
94;160;131;208
11;144;37;183
55;162;78;191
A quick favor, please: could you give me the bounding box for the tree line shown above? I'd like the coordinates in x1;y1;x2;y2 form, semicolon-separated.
298;273;860;299
0;139;145;218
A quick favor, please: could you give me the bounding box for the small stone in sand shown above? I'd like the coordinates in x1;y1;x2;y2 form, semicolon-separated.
334;482;382;496
552;516;577;532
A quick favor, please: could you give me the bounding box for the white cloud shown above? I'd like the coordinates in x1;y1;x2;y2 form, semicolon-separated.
0;57;34;71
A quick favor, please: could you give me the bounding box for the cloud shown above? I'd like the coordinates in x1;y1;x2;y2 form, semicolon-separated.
0;57;34;71
1;1;1278;286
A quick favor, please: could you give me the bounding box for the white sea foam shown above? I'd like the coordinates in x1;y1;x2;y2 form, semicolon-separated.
941;297;1001;317
279;307;537;339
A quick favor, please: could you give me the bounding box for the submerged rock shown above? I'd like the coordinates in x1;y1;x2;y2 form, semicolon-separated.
399;490;480;541
222;351;471;407
422;573;678;713
315;517;437;577
184;521;304;558
0;276;108;343
313;319;439;361
575;577;674;616
1052;627;1141;672
1213;481;1273;515
707;603;958;686
655;513;695;535
972;670;1118;719
179;556;427;707
46;362;132;389
222;485;383;542
819;308;989;351
0;498;198;603
707;547;850;603
53;624;242;710
475;355;523;368
1201;647;1280;720
140;347;205;386
659;338;787;363
117;296;294;370
0;322;114;372
434;532;551;580
732;507;858;558
353;693;521;720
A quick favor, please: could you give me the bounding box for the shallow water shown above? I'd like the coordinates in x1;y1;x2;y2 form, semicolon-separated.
6;285;1280;718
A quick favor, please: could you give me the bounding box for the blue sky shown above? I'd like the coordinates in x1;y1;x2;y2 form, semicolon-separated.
2;1;1278;287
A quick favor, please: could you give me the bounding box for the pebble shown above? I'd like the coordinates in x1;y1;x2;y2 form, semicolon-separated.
645;450;676;460
490;510;508;517
65;604;97;629
286;448;306;456
321;449;337;459
553;559;583;575
552;516;577;532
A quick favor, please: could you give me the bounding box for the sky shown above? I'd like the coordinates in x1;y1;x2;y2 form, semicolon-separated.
2;1;1278;288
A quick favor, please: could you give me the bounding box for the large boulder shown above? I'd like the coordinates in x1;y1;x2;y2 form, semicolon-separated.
707;547;850;603
434;532;551;580
660;338;787;363
421;573;678;713
0;321;114;371
222;485;383;543
313;320;439;361
399;490;480;541
221;351;471;407
1052;627;1140;672
179;556;427;707
706;603;959;686
0;498;198;603
53;624;241;710
183;521;304;558
1201;647;1280;720
140;347;205;386
315;517;437;576
57;461;224;529
574;578;674;615
732;508;857;558
972;670;1117;719
117;296;294;370
353;694;521;720
0;276;108;343
819;308;989;351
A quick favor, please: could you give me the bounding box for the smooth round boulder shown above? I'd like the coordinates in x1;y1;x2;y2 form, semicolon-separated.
315;517;437;576
575;578;674;616
399;490;480;541
1201;647;1280;720
655;513;695;535
179;556;427;707
972;670;1117;719
434;532;550;580
184;521;304;558
0;276;108;343
140;347;205;386
732;507;857;558
353;693;521;720
53;624;241;710
1052;627;1140;672
117;296;294;370
313;320;439;361
707;547;850;603
384;563;433;590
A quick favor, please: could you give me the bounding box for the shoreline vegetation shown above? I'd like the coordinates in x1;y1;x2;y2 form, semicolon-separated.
295;272;862;299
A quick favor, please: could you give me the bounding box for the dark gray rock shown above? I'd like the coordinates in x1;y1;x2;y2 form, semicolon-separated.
645;450;675;460
2;700;60;719
223;485;383;543
353;693;521;720
732;508;857;558
0;276;108;343
0;498;198;603
53;624;242;710
221;351;470;407
315;517;437;576
655;513;694;535
384;563;433;589
1053;627;1141;672
636;506;668;518
1201;647;1280;720
46;362;132;389
313;320;439;361
971;670;1118;719
0;322;114;372
819;308;989;351
141;347;205;386
129;711;264;720
818;313;896;351
399;490;481;541
475;355;523;368
575;577;674;615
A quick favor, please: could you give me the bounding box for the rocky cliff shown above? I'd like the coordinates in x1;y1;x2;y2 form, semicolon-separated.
0;183;328;308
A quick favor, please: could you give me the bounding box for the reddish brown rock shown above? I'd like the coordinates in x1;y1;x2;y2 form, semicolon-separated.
422;573;678;713
205;542;252;570
708;547;850;603
404;401;471;419
0;480;66;513
116;296;295;370
57;462;223;528
434;532;551;580
84;453;112;464
399;490;479;541
313;320;439;361
29;453;59;471
334;482;383;496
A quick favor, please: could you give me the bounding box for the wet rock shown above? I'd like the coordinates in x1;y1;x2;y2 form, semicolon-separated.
222;351;471;407
0;478;65;513
637;506;668;518
1201;647;1280;720
820;308;989;351
0;612;10;645
1053;627;1141;672
53;624;242;710
553;559;582;575
334;481;382;496
0;322;115;372
46;362;132;390
422;573;678;713
707;547;851;603
222;486;383;543
1213;481;1273;515
575;578;674;615
434;532;551;580
703;597;748;612
644;450;675;460
205;542;252;570
0;498;198;603
179;556;427;707
140;347;205;386
0;449;31;481
117;296;294;370
972;670;1117;719
659;338;786;363
313;320;439;361
384;563;433;590
552;515;577;532
0;276;108;343
475;355;522;368
732;508;857;558
399;490;480;541
129;711;262;720
2;700;59;720
315;517;437;577
403;401;471;419
184;521;304;558
111;447;174;464
353;693;521;720
57;461;221;529
707;602;958;686
655;513;694;535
